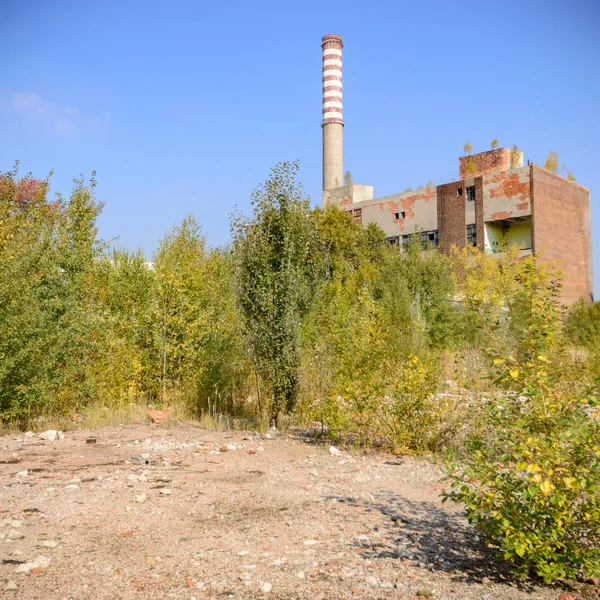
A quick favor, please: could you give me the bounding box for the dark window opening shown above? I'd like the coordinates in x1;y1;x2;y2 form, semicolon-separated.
394;211;407;220
466;186;476;202
467;223;477;246
457;188;463;196
385;236;400;247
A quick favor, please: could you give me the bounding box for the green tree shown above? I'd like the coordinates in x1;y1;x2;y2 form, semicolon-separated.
463;142;473;155
232;161;321;425
491;139;499;149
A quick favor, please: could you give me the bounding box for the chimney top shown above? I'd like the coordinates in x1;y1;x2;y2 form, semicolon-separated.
321;34;343;48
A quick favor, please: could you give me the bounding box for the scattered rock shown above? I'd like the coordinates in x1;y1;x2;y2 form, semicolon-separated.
24;431;35;438
16;470;28;478
147;410;169;424
159;488;172;495
303;539;319;546
365;575;378;586
4;581;17;592
43;540;59;548
135;493;147;504
86;437;97;444
248;449;257;455
15;555;51;574
558;595;575;600
296;571;305;579
7;530;25;540
10;520;23;528
220;443;237;452
64;484;79;490
329;445;341;456
39;430;64;441
261;582;272;593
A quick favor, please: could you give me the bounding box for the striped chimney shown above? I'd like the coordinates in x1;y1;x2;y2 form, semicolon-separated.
322;34;344;191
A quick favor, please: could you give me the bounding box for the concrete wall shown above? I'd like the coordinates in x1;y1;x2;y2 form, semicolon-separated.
482;166;532;221
322;183;374;208
362;187;437;238
531;166;593;304
459;148;523;180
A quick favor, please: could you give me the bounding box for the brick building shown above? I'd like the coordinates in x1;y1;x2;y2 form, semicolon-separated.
319;35;593;305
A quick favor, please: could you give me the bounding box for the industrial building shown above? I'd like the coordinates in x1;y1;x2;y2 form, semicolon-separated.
320;34;593;305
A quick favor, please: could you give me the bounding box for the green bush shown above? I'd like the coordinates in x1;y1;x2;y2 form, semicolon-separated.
443;272;600;582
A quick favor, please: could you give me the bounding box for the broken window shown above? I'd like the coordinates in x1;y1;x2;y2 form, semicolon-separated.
420;230;438;250
385;236;400;247
348;208;362;223
457;188;463;196
401;230;438;251
467;223;477;246
394;211;407;220
466;186;476;202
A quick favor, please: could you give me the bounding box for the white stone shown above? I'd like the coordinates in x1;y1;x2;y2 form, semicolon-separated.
24;431;35;438
39;430;60;441
10;520;23;528
135;494;147;504
303;539;319;546
365;575;378;587
4;581;17;591
296;571;305;579
159;488;171;495
16;470;28;478
43;540;59;548
64;484;79;490
329;445;341;456
261;582;272;593
6;530;24;540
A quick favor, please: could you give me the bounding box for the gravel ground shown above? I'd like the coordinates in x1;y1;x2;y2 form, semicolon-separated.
0;424;597;600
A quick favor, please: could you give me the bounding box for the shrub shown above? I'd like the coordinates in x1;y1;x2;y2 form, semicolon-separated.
443;271;600;582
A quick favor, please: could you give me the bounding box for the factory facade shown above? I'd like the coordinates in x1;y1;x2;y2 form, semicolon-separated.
320;35;593;305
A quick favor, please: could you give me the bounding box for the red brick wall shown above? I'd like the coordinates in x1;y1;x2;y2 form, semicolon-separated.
459;148;512;180
474;176;485;251
437;182;466;250
531;165;593;304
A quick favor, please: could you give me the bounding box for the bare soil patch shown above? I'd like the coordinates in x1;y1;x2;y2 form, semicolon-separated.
0;425;595;599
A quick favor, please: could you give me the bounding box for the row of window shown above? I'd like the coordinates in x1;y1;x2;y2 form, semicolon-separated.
386;225;478;250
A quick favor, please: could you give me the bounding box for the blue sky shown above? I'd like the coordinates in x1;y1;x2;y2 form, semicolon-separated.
1;0;599;291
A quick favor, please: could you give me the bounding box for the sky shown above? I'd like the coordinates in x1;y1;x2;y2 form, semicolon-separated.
1;0;599;292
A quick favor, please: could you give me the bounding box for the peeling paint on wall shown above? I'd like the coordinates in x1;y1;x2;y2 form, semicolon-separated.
490;211;513;220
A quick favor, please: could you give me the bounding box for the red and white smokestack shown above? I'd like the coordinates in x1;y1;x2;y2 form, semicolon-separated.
322;34;344;191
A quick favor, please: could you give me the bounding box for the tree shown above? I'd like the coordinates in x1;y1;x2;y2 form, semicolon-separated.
463;142;473;155
567;171;576;181
344;170;353;186
232;161;321;425
510;144;521;169
491;139;499;149
544;150;559;174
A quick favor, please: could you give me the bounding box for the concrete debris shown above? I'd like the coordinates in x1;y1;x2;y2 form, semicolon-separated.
16;470;28;477
39;430;64;441
15;555;51;574
329;445;342;456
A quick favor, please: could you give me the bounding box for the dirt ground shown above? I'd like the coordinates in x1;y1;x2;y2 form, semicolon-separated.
0;424;596;600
